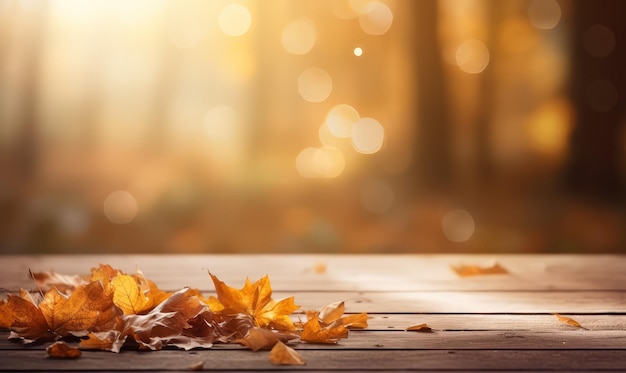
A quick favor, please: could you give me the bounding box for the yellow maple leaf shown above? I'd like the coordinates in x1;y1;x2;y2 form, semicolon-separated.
208;273;299;331
112;274;152;315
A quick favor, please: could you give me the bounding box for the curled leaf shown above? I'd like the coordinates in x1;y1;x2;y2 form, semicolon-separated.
235;327;297;351
46;341;81;359
301;313;348;344
269;341;304;365
406;323;433;332
31;270;87;294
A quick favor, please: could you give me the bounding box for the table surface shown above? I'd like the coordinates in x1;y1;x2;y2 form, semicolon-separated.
1;254;625;372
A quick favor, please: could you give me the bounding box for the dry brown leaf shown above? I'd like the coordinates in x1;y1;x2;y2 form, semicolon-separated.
208;273;300;331
301;313;348;344
451;262;509;277
122;288;217;350
554;313;583;328
269;341;305;365
46;341;81;359
234;326;297;351
31;270;87;294
406;323;433;332
318;300;345;325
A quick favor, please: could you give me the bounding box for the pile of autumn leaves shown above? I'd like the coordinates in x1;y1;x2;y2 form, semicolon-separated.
0;264;368;365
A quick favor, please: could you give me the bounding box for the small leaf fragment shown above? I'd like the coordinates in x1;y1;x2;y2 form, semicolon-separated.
46;341;81;359
269;341;305;365
554;313;583;328
188;361;205;371
451;262;509;277
406;323;433;332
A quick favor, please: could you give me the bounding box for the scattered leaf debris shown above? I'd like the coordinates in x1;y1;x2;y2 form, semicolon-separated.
0;263;369;365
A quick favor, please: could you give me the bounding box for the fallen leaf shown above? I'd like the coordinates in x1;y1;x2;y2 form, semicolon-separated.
188;361;204;371
0;299;14;329
112;274;152;315
122;288;217;351
235;326;297;351
79;330;126;353
451;262;509;277
31;270;87;294
318;301;345;325
8;281;121;343
269;341;305;365
208;273;300;331
406;323;433;332
301;313;348;344
314;263;327;274
340;312;369;329
46;341;81;359
554;313;583;328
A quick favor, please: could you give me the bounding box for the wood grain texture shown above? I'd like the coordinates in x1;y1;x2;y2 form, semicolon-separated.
0;254;625;372
1;349;625;371
1;254;625;291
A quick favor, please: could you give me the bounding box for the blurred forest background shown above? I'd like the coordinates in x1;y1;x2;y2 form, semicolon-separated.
0;0;624;254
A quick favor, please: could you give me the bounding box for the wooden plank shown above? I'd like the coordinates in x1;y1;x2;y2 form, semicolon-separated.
1;349;625;371
2;330;625;351
362;313;626;331
278;291;626;313
2;254;626;291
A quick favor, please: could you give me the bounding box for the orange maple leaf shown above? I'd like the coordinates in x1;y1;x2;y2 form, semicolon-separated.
208;273;299;331
7;281;121;343
301;313;348;344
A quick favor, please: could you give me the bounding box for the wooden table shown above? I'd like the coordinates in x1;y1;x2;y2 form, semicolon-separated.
1;254;625;372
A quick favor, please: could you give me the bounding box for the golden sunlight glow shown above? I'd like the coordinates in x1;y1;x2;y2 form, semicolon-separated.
526;98;572;158
296;146;345;178
361;180;394;214
168;17;205;49
104;191;138;224
583;24;616;58
326;104;360;138
332;0;360;19
204;105;239;142
298;67;333;103
219;4;252;36
358;1;394;36
351;117;384;154
528;0;561;30
353;46;364;56
586;80;619;113
281;17;317;55
442;209;475;243
455;38;490;74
